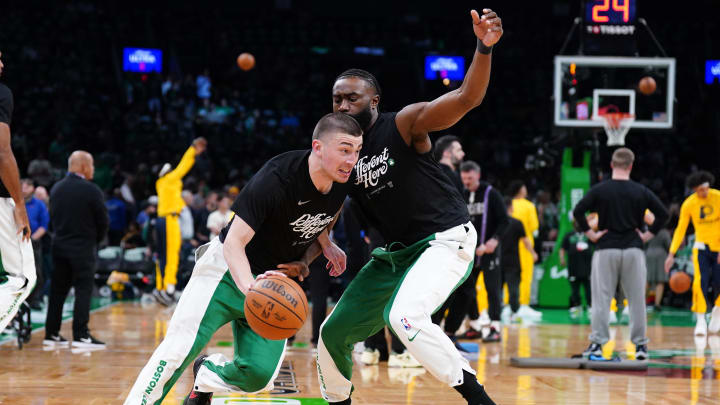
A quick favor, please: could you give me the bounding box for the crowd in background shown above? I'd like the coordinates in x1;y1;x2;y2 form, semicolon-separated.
2;1;717;315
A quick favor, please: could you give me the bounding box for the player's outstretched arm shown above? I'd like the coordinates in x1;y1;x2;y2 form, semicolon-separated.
395;8;502;152
223;216;258;294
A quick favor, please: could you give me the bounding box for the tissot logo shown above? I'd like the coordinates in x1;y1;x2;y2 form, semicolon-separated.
355;147;390;188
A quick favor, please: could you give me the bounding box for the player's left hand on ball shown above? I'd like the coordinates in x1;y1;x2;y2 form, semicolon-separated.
256;270;288;283
323;242;347;277
471;8;503;46
275;261;310;281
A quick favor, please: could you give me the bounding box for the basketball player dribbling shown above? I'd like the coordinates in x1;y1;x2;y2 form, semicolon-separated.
315;9;503;405
123;113;362;405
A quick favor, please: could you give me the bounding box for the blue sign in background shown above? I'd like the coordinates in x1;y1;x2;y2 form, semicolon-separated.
123;48;163;73
424;55;464;80
706;60;720;84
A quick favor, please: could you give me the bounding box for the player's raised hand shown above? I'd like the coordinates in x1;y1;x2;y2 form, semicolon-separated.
471;8;503;47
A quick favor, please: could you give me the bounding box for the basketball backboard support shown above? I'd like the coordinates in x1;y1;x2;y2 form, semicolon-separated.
553;56;675;129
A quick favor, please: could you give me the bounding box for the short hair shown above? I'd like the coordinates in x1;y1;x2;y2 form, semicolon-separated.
433;135;460;161
312;112;363;140
507;180;525;197
611;147;635;169
686;170;715;189
335;68;382;98
20;178;33;186
460;160;481;173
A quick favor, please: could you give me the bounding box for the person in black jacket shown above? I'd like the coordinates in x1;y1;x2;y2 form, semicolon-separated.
436;161;509;343
573;148;668;361
44;150;109;348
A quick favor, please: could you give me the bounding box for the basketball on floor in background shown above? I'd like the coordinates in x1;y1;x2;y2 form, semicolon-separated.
669;271;692;294
638;76;656;95
237;52;255;71
244;275;308;340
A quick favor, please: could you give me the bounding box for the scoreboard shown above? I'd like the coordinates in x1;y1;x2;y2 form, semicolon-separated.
582;0;638;55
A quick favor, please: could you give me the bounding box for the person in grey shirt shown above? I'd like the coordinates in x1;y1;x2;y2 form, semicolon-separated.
646;226;672;311
573;148;669;361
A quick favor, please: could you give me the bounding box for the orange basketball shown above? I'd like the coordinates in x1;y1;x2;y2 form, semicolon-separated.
638;76;656;95
236;52;255;71
244;275;308;340
669;271;692;294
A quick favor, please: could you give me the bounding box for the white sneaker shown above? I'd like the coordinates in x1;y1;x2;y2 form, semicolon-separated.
517;305;542;318
695;315;708;336
359;348;380;365
569;306;582;317
709;335;720;358
609;311;618;324
388;351;423;368
709;306;720;334
479;310;491;326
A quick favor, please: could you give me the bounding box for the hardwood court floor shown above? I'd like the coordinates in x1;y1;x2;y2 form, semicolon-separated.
1;301;719;404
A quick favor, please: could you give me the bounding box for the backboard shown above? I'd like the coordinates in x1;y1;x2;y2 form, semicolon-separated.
553;56;675;129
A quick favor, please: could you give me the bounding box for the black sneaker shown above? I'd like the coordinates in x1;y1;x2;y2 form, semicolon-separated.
583;342;602;358
459;328;483;340
482;327;501;343
183;355;212;405
153;289;174;306
72;333;106;348
43;334;69;347
635;344;648;360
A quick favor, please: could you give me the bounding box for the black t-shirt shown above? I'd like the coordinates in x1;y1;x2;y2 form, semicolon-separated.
465;182;509;246
0;84;13;198
219;150;349;275
560;231;593;278
440;164;464;195
500;217;525;269
573;179;669;250
348;112;469;245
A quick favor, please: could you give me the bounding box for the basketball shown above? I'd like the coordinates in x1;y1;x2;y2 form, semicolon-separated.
244;275;308;340
669;271;692;294
638;76;656;95
236;52;255;71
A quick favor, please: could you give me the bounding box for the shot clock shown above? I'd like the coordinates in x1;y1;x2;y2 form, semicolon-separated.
582;0;638;55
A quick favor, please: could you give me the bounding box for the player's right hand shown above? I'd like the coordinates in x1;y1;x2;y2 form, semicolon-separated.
193;137;208;154
664;254;674;274
13;203;31;242
585;229;607;243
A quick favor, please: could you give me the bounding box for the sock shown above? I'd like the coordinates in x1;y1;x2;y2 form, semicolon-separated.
453;370;497;405
468;318;482;330
166;284;176;294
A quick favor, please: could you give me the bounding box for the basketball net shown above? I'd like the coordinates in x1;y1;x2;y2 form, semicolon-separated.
600;113;634;146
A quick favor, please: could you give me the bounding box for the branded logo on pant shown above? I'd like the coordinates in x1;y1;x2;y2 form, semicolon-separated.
141;360;167;404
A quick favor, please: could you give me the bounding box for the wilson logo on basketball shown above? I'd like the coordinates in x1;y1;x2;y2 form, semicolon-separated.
260;280;299;308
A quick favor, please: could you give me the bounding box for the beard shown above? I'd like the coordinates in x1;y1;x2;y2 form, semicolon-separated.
347;104;373;132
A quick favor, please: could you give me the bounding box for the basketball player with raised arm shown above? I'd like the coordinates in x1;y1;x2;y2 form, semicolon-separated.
123;113;362;405
665;171;720;335
315;9;503;405
0;51;36;332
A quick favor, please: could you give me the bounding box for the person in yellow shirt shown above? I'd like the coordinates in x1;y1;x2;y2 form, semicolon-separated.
665;171;720;335
153;137;207;305
509;180;540;318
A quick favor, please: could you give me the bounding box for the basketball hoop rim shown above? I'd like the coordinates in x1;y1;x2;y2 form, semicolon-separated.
595;112;635;129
